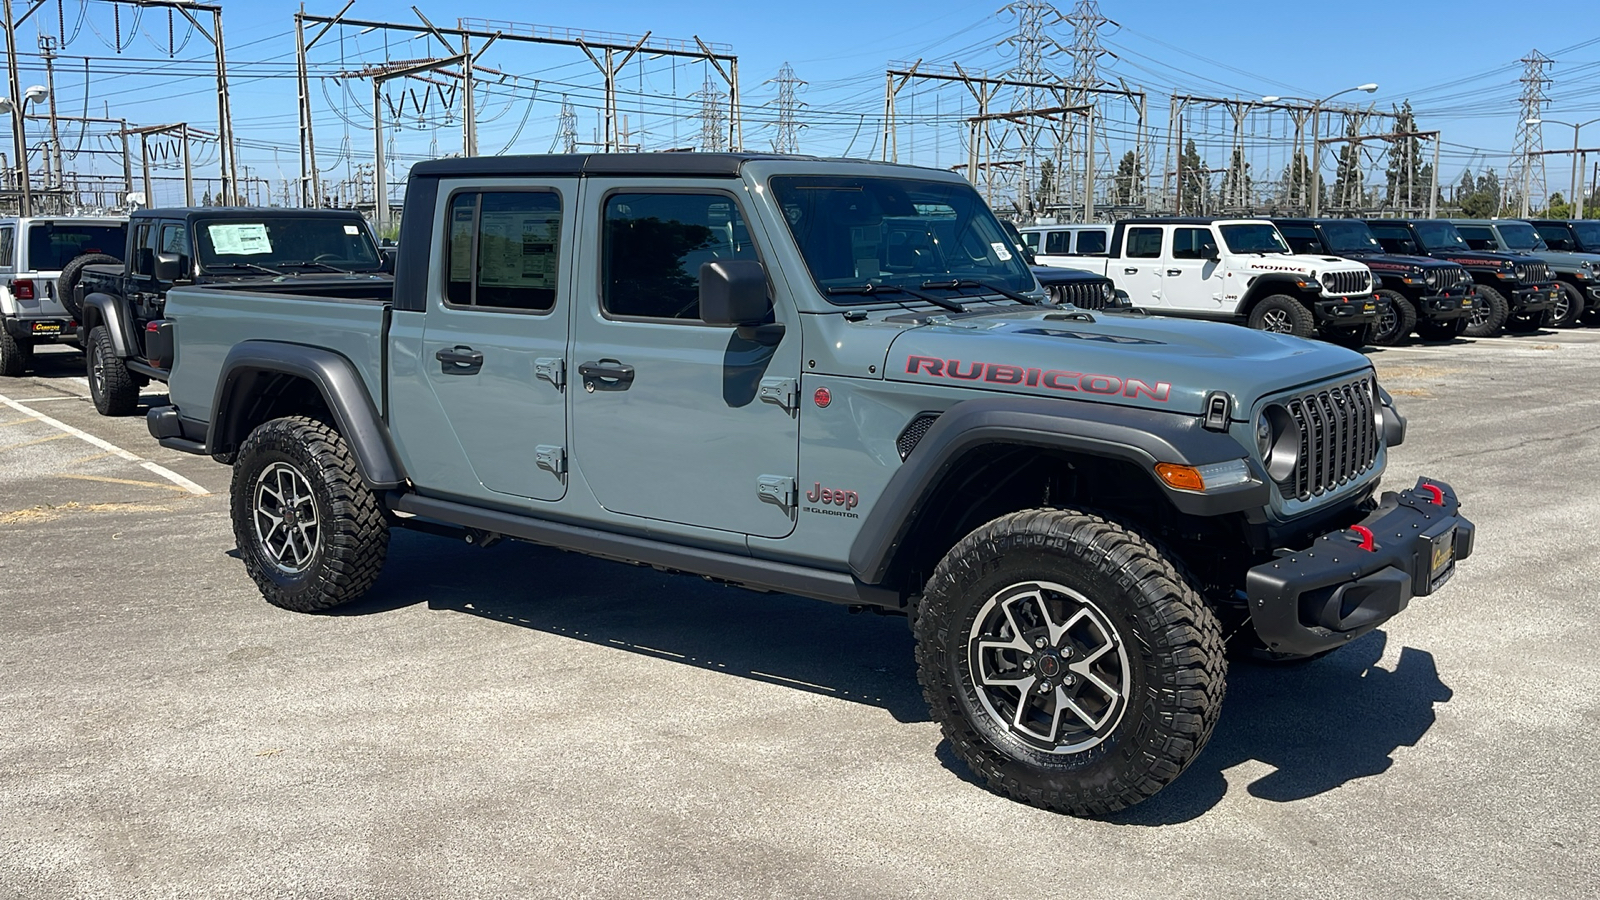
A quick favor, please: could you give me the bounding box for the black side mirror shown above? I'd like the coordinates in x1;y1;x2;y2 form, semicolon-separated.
699;260;776;341
1202;245;1221;262
379;248;397;274
153;251;185;282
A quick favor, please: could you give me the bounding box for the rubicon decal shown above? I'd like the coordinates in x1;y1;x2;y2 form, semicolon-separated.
804;482;861;519
906;356;1171;402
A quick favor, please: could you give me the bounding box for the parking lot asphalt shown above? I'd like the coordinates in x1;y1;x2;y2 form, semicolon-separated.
2;333;1598;899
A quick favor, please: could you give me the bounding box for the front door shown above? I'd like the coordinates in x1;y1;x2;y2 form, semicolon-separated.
420;181;575;502
568;179;801;539
1117;225;1166;307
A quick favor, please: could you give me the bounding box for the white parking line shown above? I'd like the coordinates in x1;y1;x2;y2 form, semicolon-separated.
0;392;209;496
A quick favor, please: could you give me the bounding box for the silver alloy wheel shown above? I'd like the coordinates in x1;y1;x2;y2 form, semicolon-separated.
253;461;321;574
1376;305;1398;339
89;341;106;396
1468;298;1489;327
1259;308;1292;333
1552;291;1570;323
966;581;1131;754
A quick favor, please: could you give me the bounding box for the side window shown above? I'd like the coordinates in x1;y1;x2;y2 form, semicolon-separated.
1043;231;1070;255
1019;231;1040;252
443;191;563;312
602;192;756;321
1457;226;1496;251
1125;227;1163;259
1369;224;1415;254
1075;229;1107;254
131;223;156;277
1171;227;1216;260
1280;226;1321;255
0;226;13;268
159;223;189;273
1535;225;1574;250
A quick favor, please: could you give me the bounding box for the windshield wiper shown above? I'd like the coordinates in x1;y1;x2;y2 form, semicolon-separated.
827;283;965;313
206;262;285;276
279;260;351;273
921;278;1044;306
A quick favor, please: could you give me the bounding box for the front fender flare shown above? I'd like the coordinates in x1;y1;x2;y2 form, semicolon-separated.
847;395;1270;585
209;340;406;489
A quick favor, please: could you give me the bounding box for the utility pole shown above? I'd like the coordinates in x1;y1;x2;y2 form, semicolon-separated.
1510;50;1553;217
4;0;33;214
38;33;60;189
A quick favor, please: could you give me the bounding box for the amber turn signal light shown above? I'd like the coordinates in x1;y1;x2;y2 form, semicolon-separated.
1154;463;1205;492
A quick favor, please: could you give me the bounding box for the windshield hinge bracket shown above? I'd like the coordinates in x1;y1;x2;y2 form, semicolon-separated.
758;377;799;412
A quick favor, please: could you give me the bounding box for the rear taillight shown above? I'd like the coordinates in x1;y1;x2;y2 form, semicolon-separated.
12;278;34;300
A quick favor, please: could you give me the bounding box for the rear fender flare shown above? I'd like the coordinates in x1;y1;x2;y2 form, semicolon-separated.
81;293;138;357
847;395;1270;585
209;340;406;489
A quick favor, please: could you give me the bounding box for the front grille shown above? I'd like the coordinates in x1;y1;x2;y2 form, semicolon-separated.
1321;269;1371;295
1045;279;1111;309
1514;261;1551;284
1280;375;1381;501
897;413;940;460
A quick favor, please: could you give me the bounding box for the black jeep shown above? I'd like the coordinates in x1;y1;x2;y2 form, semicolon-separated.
1363;218;1559;337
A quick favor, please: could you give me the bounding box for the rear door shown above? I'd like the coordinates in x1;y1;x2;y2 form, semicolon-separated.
1072;226;1108;256
1162;226;1227;310
1115;225;1166;306
1037;229;1073;266
419;180;575;502
567;179;800;539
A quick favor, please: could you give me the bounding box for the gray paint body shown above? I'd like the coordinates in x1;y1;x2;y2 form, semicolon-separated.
161;155;1384;581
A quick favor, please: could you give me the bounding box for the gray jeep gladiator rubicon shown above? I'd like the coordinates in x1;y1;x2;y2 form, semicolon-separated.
75;206;390;416
148;153;1475;816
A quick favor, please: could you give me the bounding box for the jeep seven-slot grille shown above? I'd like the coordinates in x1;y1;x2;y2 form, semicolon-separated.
1440;264;1471;289
1282;375;1381;501
1321;270;1371;295
1514;261;1551;284
1046;280;1110;308
897;413;941;460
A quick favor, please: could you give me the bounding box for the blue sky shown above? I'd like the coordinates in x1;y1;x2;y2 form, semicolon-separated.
10;0;1600;206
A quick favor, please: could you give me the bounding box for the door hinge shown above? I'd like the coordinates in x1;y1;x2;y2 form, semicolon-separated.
757;474;797;509
535;357;565;390
758;377;799;412
535;444;566;475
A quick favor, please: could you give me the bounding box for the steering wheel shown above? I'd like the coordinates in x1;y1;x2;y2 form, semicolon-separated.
313;253;341;262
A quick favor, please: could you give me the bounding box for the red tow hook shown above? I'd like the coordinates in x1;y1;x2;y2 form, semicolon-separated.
1348;525;1376;552
1419;483;1445;506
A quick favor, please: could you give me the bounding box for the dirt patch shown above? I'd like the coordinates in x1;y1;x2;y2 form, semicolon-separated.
1389;388;1433;398
1371;362;1465;379
0;500;180;527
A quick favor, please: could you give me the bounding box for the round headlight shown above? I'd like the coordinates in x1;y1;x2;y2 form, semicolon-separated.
1101;281;1114;299
1258;404;1300;484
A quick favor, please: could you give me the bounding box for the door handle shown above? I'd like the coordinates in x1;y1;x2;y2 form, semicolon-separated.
1123;267;1138;275
578;359;636;392
1166;269;1182;276
435;345;483;375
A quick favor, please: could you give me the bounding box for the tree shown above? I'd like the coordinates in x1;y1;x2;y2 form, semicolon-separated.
1178;139;1209;215
1222;147;1252;211
1281;148;1321;212
1385;101;1433;211
1112;151;1143;207
1546;192;1572;219
1330;119;1364;211
1459;169;1501;217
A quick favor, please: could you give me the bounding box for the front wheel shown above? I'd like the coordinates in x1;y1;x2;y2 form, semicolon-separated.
1551;282;1585;329
914;509;1226;816
1370;290;1418;346
1246;294;1315;337
230;416;389;612
86;325;139;415
1463;286;1510;337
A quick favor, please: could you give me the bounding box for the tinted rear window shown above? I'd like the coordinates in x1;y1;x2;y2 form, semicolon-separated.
26;223;126;271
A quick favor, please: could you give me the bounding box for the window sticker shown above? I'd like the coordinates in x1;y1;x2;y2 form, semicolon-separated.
991;241;1013;261
208;223;272;255
449;205;475;282
343;224;360;235
477;211;560;288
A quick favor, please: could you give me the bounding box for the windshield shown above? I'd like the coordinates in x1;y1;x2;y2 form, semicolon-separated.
769;175;1034;302
195;217;380;272
1570;221;1600;250
1497;221;1545;251
1410;221;1469;251
26;223;125;271
1218;223;1290;254
1320;220;1382;254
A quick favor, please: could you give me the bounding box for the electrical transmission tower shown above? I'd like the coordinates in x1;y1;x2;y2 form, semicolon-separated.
998;1;1064;216
767;62;806;154
552;97;579;153
695;75;729;152
1509;49;1553;216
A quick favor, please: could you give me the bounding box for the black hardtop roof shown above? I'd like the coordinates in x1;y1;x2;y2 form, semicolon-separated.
1269;217;1375;227
139;206;368;221
407;152;899;180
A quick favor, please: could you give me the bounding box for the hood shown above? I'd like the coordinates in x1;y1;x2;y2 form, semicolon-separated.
1338;251;1457;271
1421;248;1532;268
1031;265;1109;285
884;307;1370;416
1240;254;1367;276
1526;248;1600;267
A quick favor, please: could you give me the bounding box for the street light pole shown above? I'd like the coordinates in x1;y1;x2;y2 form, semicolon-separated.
1306;83;1379;218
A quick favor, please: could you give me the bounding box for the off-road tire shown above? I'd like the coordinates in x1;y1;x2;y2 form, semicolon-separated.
914;509;1227;817
1463;285;1509;337
1370;290;1417;346
1549;282;1585;329
86;325;139;415
1416;315;1468;341
1323;324;1371;350
57;252;120;321
0;327;32;376
230;416;388;612
1246;294;1315;337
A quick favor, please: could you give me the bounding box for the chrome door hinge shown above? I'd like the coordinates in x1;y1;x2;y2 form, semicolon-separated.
535;444;566;475
535;357;565;390
758;376;799;412
757;474;797;509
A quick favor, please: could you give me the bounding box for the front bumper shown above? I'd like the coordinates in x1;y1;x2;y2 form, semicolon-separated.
1417;291;1469;321
1313;295;1378;326
3;315;78;343
1509;282;1559;313
1245;477;1474;657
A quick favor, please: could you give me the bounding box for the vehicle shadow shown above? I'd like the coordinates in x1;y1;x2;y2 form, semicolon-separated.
1101;630;1453;826
334;529;930;723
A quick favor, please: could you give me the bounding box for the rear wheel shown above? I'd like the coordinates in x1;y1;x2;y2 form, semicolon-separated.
1370;290;1417;345
86;325;139;415
1463;285;1510;337
1247;294;1315;337
57;252;120;322
914;509;1226;816
0;326;32;377
1550;282;1585;329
